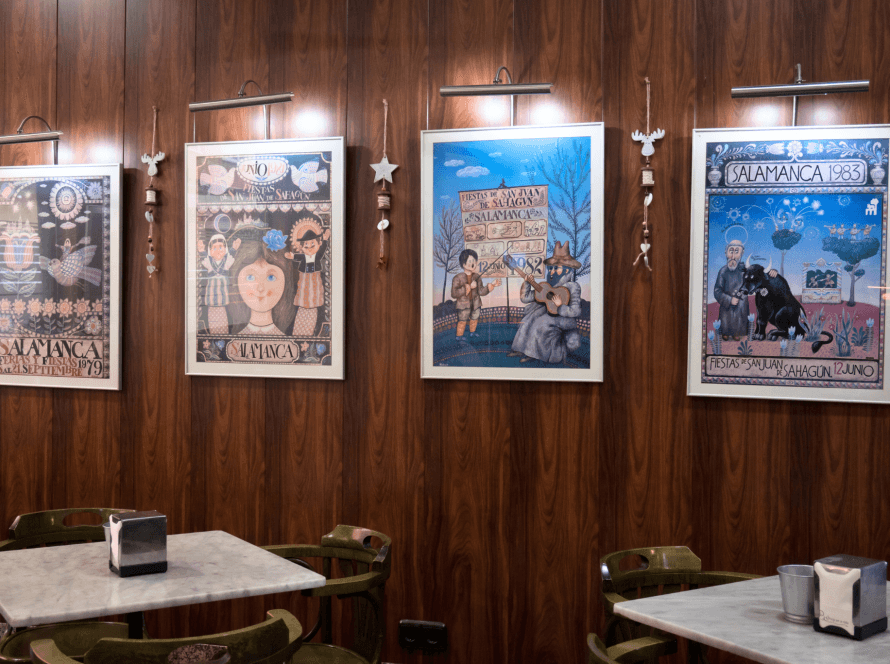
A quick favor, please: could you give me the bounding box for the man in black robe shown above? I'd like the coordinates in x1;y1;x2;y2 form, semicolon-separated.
713;240;748;340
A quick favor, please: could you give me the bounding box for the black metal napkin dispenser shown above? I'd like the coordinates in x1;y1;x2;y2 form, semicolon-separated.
109;510;167;577
814;554;887;640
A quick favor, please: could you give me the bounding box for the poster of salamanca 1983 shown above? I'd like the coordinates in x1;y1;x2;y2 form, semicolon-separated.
688;126;890;403
0;164;121;390
185;139;344;380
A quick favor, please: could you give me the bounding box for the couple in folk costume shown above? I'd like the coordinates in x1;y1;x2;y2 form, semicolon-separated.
200;210;329;337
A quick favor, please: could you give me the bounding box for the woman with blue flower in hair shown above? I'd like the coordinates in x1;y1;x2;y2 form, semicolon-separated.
285;210;330;337
227;227;296;336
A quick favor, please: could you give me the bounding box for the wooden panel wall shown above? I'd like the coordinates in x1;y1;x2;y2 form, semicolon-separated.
1;1;888;663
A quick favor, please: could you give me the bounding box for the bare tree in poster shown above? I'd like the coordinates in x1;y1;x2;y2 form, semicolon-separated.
433;199;464;303
535;139;591;278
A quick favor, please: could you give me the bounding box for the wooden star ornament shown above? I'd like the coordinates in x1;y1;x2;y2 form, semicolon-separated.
370;155;398;183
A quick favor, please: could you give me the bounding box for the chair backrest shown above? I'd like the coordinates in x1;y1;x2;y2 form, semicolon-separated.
601;546;702;597
29;610;301;664
1;509;135;550
586;634;615;664
324;525;391;662
264;525;391;664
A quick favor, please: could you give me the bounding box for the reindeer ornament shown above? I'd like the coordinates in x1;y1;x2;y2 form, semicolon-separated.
632;78;665;272
632;128;665;157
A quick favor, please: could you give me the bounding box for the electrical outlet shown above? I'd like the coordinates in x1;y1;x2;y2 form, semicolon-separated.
398;619;448;655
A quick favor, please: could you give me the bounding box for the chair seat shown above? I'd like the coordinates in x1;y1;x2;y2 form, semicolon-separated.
0;622;129;663
291;643;370;664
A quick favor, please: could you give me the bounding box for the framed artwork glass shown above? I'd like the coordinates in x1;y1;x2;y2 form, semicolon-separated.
0;163;122;390
185;138;344;379
688;125;889;403
421;123;604;381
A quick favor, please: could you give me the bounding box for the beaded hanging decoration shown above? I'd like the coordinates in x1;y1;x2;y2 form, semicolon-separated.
370;99;398;270
141;106;165;276
632;78;664;272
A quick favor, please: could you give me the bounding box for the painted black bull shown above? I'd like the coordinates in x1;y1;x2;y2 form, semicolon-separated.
736;257;833;353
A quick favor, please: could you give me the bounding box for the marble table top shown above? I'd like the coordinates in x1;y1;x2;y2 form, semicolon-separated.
614;575;890;664
0;530;325;628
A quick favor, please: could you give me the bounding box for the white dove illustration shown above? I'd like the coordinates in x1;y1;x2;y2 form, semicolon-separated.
290;161;328;193
200;164;237;195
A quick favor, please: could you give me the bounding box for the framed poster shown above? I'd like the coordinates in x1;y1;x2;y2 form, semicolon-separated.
185;138;344;379
421;123;603;381
0;164;121;390
688;125;889;403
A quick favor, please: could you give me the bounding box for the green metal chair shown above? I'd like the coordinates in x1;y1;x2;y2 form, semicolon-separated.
600;546;759;663
587;632;676;664
0;508;136;663
263;525;392;664
27;609;301;663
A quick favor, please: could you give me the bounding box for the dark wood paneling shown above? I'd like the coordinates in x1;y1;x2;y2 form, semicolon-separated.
122;0;197;532
345;0;428;658
514;0;603;125
429;0;513;129
696;0;795;129
602;0;703;557
425;2;518;663
53;0;126;511
511;3;604;661
266;0;348;552
694;0;801;582
1;1;889;662
0;0;57;531
121;0;198;639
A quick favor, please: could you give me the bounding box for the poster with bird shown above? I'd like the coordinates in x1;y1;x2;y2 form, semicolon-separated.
688;125;890;403
185;138;344;379
0;164;121;389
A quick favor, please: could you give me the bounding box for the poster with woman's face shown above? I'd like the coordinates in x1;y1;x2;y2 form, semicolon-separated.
185;139;344;379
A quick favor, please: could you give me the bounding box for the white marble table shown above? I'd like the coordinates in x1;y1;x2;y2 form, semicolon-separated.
614;575;890;664
0;530;325;635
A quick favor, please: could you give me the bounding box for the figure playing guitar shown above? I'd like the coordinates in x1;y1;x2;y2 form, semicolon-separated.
507;241;583;365
503;253;570;315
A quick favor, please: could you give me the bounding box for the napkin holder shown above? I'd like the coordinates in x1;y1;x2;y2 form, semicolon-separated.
814;554;887;640
109;511;167;577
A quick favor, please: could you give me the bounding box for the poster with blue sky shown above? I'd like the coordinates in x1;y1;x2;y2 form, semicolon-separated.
421;124;603;382
687;126;890;403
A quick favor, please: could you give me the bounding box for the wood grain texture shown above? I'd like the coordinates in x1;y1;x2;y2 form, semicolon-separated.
265;0;348;553
602;0;703;557
121;0;198;639
0;0;57;531
191;1;272;633
345;0;429;658
269;0;349;139
53;0;126;512
695;0;795;129
514;0;603;125
510;4;604;661
428;0;514;129
0;1;888;662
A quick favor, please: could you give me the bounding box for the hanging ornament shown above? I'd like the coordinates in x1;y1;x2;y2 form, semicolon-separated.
632;77;664;272
141;106;164;277
370;99;398;270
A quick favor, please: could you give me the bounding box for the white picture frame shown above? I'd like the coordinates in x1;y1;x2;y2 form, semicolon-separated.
185;138;345;380
688;124;889;403
421;123;604;382
0;163;122;390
